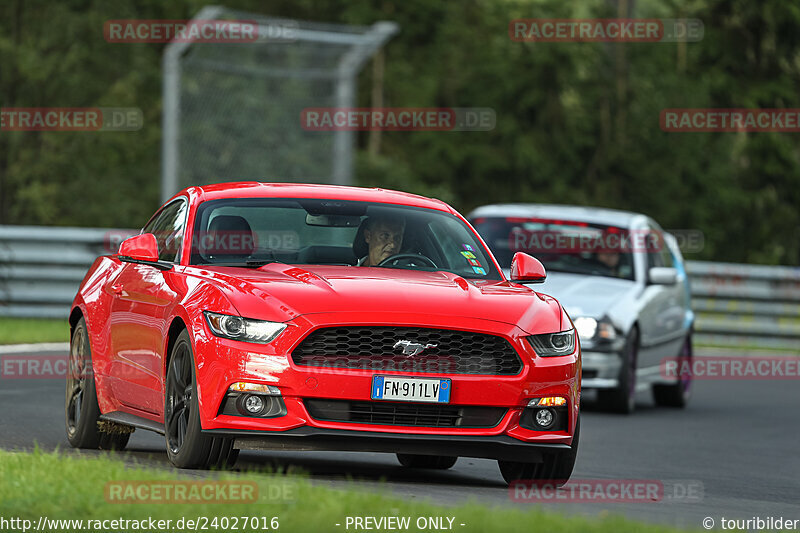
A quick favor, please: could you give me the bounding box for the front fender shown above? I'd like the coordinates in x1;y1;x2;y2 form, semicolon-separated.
165;279;241;425
71;256;126;412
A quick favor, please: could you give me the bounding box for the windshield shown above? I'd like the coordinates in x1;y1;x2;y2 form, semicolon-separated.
189;198;501;280
470;216;636;280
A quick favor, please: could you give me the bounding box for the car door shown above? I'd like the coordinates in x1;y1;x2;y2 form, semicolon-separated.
665;232;694;337
636;221;682;372
107;199;187;415
656;233;689;355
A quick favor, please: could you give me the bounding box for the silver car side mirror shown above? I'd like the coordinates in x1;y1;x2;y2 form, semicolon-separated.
648;266;678;285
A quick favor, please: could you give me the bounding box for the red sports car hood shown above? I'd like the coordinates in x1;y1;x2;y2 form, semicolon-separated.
185;263;565;335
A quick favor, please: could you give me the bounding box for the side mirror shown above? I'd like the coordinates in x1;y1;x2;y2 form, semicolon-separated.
510;252;547;283
118;233;159;262
648;266;677;285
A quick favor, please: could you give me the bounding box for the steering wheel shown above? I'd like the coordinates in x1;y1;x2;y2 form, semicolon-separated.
378;253;438;269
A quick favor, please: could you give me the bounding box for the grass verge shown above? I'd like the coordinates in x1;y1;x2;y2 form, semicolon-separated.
0;318;69;345
0;449;695;533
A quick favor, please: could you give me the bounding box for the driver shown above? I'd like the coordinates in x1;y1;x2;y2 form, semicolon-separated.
594;250;633;278
358;215;405;266
596;251;620;271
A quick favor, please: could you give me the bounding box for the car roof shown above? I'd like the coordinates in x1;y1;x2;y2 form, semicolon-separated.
468;203;648;228
172;182;455;213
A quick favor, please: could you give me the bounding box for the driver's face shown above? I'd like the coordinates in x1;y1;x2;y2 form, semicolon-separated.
364;222;404;266
597;251;620;268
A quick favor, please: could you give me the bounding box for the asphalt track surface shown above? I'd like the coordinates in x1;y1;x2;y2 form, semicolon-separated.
1;347;798;531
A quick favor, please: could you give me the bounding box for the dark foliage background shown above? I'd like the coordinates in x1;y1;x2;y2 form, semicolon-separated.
1;0;798;265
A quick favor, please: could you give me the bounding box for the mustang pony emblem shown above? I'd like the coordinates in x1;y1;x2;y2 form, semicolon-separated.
394;339;436;357
393;340;437;357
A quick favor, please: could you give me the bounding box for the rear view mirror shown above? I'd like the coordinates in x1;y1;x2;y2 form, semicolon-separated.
648;266;677;285
305;214;362;227
510;252;547;283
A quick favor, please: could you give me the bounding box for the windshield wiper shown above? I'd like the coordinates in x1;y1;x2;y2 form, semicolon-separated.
198;260;281;269
245;259;283;268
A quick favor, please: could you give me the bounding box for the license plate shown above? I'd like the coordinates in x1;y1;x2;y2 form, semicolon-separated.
371;376;451;403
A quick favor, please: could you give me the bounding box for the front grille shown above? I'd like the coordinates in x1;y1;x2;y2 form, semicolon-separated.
292;327;522;375
304;399;507;428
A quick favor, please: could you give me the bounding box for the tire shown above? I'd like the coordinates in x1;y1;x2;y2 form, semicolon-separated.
65;317;130;451
597;328;638;414
396;454;457;470
652;333;693;408
164;330;238;469
498;415;580;486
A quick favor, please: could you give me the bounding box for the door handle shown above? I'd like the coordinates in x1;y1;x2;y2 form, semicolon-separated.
110;284;123;294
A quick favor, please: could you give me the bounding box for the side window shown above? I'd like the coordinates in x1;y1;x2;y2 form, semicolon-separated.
142;200;187;262
660;241;674;268
647;222;674;269
644;223;664;270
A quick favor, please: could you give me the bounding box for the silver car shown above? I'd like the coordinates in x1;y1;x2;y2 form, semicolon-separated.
468;204;694;414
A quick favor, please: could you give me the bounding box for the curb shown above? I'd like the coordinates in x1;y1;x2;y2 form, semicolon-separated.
0;342;70;354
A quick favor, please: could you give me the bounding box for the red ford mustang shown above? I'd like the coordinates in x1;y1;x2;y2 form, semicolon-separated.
66;182;580;485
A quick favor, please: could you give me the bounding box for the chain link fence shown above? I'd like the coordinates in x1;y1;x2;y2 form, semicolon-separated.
161;6;397;201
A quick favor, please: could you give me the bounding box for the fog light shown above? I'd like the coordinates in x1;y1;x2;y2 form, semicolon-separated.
535;408;555;428
243;394;265;414
224;391;287;418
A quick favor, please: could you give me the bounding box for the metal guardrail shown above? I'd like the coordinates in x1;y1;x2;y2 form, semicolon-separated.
686;261;800;352
0;225;135;318
1;226;799;353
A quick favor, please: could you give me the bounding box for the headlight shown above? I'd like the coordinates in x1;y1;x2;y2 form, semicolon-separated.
596;320;617;341
573;316;617;342
204;312;286;344
527;328;576;357
573;317;597;340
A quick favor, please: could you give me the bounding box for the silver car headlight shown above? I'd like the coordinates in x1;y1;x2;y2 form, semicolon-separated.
573;317;598;341
527;328;576;357
573;316;617;342
204;311;286;344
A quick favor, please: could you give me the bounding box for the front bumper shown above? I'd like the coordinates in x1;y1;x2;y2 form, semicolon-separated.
192;313;580;454
581;350;623;389
579;336;626;389
203;426;572;462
